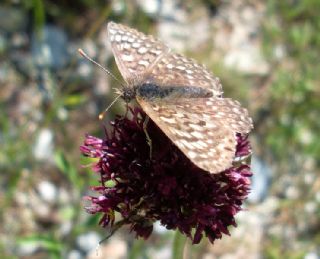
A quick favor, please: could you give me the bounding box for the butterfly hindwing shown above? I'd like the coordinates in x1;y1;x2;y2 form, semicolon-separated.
137;96;239;174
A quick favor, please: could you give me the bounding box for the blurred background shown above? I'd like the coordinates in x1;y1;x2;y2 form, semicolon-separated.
1;0;319;258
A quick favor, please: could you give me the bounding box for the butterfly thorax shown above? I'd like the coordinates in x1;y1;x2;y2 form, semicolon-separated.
125;83;214;102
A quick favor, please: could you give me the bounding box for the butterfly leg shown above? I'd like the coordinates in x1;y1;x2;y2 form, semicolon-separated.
143;116;153;158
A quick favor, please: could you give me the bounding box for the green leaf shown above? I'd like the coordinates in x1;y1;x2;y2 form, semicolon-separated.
63;94;87;107
17;235;63;253
32;0;45;33
54;151;82;189
128;239;145;259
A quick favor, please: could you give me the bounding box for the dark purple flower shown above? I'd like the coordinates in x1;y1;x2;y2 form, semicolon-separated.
81;107;253;244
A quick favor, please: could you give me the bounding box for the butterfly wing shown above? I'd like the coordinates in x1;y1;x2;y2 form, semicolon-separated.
137;96;253;174
203;97;253;134
107;22;222;96
107;22;169;83
145;53;223;96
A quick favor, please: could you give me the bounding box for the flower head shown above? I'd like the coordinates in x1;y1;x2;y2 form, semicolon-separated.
81;107;252;244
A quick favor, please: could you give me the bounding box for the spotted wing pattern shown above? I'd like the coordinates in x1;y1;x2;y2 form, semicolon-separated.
107;22;169;83
137;96;253;174
107;22;222;96
203;98;253;134
146;53;223;96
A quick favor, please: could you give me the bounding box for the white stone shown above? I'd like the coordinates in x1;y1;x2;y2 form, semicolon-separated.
213;1;269;75
87;237;127;259
304;252;319;259
37;180;57;203
67;250;82;259
136;0;160;15
33;128;54;161
77;231;101;253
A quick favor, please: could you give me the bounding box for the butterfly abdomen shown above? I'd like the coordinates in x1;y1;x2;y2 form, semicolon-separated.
136;83;213;101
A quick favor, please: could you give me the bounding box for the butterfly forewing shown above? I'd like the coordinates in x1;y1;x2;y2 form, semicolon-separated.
107;22;223;96
146;53;223;96
107;22;169;83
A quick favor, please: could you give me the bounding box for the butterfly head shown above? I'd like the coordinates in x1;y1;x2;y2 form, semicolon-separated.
117;86;136;103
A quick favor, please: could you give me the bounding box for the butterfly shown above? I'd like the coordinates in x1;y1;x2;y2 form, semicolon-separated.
106;21;253;174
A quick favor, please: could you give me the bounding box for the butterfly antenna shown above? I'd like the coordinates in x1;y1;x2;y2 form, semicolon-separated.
78;49;124;120
78;48;124;87
98;93;122;120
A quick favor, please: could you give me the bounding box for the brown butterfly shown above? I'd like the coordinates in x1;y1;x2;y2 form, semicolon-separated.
105;22;253;174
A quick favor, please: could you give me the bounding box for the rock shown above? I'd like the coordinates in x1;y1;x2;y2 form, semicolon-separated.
86;236;127;259
33;128;54;161
157;0;210;52
77;231;101;253
207;210;264;259
68;250;84;259
136;0;160;15
16;242;39;257
212;1;269;75
248;155;272;203
0;33;7;54
31;25;69;69
0;7;27;32
305;252;319;259
37;180;58;203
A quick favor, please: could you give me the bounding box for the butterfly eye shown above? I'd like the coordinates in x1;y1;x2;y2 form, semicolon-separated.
122;87;136;103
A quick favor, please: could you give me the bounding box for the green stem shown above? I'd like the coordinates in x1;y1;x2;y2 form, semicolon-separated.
32;0;45;34
172;230;187;259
